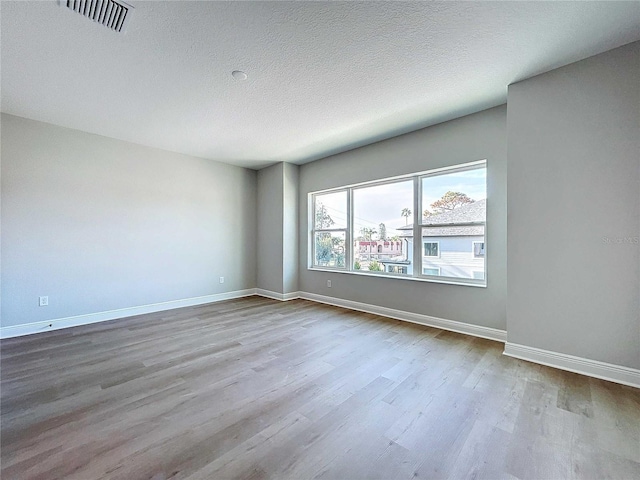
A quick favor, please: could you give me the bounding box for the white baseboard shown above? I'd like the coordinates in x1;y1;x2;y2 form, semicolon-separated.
504;342;640;389
7;291;635;389
297;291;506;343
255;289;301;301
0;289;257;339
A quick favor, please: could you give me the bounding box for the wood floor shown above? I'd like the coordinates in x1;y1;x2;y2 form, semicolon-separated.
1;297;639;480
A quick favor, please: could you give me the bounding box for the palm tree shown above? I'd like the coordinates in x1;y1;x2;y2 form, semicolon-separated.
360;227;377;241
401;208;412;225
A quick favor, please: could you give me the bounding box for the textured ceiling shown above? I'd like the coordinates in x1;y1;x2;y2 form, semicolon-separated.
2;1;640;169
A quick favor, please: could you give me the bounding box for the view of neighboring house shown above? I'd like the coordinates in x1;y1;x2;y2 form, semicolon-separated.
381;199;486;279
355;240;403;260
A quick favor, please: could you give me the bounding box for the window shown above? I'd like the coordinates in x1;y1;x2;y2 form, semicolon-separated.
387;265;408;274
421;163;486;281
423;267;441;276
352;179;413;275
310;160;487;286
423;242;439;257
312;191;347;268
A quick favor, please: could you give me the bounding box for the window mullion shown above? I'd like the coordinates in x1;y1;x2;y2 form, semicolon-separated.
413;176;420;278
310;193;315;268
347;188;353;271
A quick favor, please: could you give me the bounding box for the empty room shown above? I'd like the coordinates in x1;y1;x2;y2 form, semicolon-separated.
1;1;639;479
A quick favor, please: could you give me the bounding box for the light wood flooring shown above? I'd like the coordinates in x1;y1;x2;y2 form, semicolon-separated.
1;296;639;479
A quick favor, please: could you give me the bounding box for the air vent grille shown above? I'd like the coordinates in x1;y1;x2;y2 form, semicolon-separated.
65;0;133;32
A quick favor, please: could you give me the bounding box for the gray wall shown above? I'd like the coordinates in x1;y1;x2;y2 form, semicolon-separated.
298;106;507;330
283;163;299;294
507;42;640;369
257;163;284;293
1;114;257;327
257;162;300;295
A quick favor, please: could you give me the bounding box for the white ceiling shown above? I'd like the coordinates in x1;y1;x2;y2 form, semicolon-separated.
2;1;639;169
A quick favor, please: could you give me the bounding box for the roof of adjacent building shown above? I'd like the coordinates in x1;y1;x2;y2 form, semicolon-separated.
379;260;411;265
396;199;486;237
421;225;484;237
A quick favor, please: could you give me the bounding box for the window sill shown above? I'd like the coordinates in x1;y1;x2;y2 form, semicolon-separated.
308;267;487;288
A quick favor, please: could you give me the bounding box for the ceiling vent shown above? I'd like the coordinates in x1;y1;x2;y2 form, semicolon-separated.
64;0;134;33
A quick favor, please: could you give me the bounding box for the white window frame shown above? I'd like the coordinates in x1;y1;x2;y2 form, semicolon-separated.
308;160;487;287
311;189;349;270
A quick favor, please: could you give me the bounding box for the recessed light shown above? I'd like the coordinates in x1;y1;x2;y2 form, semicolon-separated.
232;70;248;81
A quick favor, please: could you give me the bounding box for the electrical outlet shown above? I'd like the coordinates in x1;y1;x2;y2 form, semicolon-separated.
39;296;49;307
219;277;225;284
327;280;331;288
